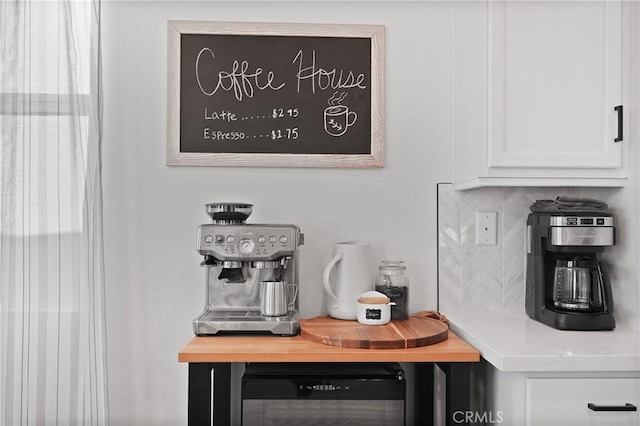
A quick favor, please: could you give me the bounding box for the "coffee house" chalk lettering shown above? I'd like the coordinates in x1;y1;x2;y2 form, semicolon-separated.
194;48;367;101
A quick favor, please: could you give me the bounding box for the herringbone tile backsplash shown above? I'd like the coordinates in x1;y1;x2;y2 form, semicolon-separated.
437;185;579;313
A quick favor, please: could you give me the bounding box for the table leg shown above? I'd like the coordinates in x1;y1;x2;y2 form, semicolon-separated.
414;363;435;425
188;363;231;426
437;362;471;426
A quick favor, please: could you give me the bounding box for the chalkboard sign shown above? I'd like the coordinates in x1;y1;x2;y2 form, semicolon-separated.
167;21;384;168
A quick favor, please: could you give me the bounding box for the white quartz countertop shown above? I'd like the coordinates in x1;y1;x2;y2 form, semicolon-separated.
445;309;640;372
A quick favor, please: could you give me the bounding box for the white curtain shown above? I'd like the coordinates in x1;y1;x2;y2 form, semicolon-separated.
0;1;108;425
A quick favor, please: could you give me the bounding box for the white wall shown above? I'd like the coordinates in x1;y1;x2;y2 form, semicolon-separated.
102;1;455;424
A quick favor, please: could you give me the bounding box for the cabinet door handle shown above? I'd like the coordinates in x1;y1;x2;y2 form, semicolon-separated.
588;402;637;412
614;105;623;142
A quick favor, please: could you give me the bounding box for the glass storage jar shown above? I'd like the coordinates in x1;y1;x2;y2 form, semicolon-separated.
374;260;409;320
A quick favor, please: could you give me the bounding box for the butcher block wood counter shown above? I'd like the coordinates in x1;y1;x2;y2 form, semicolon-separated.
178;330;479;363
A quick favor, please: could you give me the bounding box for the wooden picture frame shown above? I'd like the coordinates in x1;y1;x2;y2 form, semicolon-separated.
167;20;385;168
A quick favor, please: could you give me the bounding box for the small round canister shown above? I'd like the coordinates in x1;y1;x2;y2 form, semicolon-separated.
357;291;396;325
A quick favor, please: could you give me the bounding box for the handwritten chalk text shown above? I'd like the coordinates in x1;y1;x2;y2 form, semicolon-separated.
293;50;367;94
196;48;285;101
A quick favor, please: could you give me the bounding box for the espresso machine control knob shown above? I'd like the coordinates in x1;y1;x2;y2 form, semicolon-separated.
238;238;255;254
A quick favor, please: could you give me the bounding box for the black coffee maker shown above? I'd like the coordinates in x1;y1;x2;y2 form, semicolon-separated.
526;208;616;331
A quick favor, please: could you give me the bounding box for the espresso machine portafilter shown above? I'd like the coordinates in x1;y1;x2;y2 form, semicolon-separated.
193;203;304;336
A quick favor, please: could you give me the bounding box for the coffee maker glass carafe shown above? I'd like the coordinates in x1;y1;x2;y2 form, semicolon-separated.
553;258;604;312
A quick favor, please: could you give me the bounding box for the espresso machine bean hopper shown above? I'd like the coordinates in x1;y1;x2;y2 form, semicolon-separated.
193;203;303;335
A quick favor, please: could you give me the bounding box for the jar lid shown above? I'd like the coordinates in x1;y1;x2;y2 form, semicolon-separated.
358;290;390;304
378;260;406;271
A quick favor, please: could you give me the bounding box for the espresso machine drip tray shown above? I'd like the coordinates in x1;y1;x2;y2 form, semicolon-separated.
203;309;266;320
194;309;300;336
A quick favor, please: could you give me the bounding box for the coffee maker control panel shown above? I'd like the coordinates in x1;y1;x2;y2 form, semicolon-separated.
197;224;302;260
549;216;613;227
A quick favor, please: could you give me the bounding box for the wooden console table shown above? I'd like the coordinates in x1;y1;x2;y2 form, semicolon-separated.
179;332;479;425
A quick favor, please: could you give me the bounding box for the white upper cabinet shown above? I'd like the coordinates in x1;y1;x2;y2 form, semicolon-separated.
453;0;628;190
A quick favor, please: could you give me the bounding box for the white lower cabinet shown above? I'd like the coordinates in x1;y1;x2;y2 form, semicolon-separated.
470;360;640;426
526;378;639;426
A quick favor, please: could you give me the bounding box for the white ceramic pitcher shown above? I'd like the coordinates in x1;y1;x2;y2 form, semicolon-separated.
322;241;374;320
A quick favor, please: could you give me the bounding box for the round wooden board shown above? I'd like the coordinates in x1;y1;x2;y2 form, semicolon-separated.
300;315;449;349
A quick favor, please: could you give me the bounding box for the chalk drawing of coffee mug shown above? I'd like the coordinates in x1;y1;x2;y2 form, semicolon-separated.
324;105;357;137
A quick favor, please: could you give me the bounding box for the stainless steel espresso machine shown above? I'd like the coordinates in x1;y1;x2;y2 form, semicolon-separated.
193;202;304;336
526;211;616;330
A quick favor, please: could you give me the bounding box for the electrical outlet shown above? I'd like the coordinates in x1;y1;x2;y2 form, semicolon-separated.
476;211;498;245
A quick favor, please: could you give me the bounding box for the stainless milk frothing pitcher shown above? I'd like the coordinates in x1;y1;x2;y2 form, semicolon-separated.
260;281;298;317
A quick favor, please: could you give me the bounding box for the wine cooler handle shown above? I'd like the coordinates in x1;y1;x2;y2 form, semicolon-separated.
614;105;623;142
588;402;637;412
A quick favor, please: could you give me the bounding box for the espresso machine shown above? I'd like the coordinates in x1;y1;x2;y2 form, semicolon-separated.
526;211;616;330
193;202;304;335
